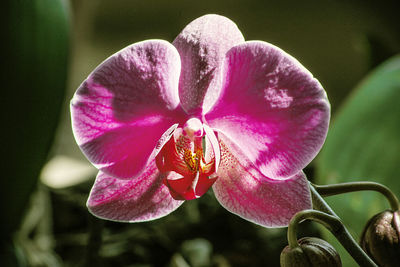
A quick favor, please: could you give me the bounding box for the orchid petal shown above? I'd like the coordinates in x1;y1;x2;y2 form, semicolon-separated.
206;41;330;179
71;40;185;178
212;133;312;227
173;14;245;115
87;160;184;222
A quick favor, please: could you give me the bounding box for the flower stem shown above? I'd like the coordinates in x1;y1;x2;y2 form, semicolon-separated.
309;183;377;267
312;181;400;211
287;209;340;249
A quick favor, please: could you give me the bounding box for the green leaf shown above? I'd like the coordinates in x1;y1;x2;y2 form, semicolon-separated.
2;0;69;239
316;54;400;266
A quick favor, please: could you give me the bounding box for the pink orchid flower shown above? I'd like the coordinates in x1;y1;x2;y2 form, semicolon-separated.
71;14;330;227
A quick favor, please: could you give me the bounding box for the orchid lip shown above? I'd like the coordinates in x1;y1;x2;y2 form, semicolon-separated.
156;119;218;200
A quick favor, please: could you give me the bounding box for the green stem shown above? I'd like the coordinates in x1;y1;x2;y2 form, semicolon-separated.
312;181;400;211
287;209;340;249
309;183;377;267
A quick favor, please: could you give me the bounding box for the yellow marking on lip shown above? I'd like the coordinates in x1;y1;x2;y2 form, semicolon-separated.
183;149;205;172
184;150;197;172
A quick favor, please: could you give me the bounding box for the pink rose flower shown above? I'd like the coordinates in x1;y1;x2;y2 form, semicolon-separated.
71;14;330;227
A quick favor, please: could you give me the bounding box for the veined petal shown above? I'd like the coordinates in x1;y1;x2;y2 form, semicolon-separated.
173;14;245;116
87;160;184;222
212;133;312;227
206;41;330;179
71;40;185;178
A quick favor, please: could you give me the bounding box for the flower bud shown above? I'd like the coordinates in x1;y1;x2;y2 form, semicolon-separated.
280;237;342;267
360;210;400;266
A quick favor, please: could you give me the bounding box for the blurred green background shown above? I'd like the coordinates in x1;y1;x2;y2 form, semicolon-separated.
3;0;400;266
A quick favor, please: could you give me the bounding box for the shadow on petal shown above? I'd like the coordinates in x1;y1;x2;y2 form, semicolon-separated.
80;122;177;179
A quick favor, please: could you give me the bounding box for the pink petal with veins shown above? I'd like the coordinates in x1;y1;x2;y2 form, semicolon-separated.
212;133;312;227
87;160;184;222
206;41;330;179
173;14;245;115
71;40;185;179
